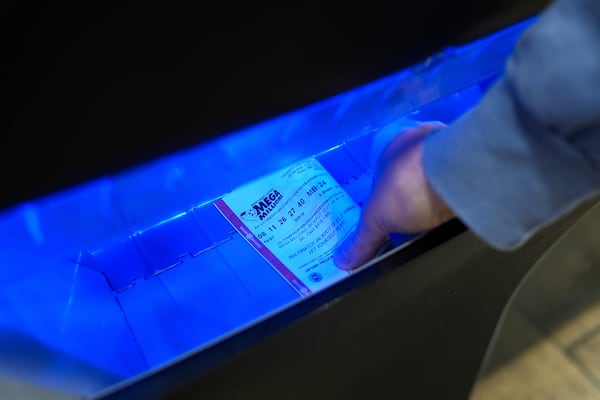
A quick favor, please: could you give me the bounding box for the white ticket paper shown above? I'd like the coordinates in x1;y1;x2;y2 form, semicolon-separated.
214;157;361;296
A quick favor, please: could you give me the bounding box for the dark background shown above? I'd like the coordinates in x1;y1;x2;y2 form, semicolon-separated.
2;0;549;211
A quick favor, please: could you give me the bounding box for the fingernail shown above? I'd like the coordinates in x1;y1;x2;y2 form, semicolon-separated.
334;238;353;270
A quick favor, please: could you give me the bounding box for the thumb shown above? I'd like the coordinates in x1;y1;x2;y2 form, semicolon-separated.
334;214;388;271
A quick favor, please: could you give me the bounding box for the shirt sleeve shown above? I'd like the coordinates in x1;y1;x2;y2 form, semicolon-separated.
422;0;600;250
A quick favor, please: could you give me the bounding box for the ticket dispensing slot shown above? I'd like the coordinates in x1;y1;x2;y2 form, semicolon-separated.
0;18;534;398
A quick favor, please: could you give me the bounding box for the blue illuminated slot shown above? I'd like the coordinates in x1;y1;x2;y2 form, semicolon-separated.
345;132;375;171
0;17;536;397
87;238;148;292
190;204;236;244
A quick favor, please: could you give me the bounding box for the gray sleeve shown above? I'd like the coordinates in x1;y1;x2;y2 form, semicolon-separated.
422;0;600;250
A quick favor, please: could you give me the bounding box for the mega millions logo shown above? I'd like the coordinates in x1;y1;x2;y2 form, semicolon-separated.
240;188;283;222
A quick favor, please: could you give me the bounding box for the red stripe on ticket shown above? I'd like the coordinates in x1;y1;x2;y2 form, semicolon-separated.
214;198;312;296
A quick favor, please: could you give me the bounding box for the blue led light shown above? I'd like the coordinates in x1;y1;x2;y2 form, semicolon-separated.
0;17;536;396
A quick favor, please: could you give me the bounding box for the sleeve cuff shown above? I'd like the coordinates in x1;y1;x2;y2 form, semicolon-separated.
422;78;600;250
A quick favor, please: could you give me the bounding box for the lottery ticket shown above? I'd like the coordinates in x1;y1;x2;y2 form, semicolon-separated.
214;157;360;296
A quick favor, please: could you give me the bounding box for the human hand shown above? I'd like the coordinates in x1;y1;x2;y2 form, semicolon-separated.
334;121;455;270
